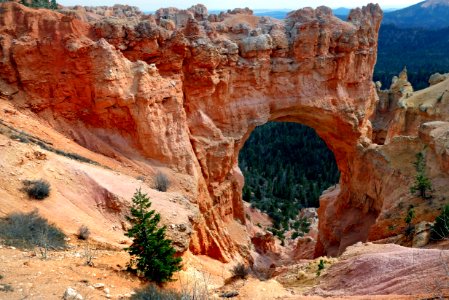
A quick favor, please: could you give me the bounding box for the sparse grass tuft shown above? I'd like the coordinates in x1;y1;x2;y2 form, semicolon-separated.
0;210;66;250
131;284;184;300
22;179;51;200
35;140;98;165
83;244;97;267
0;120;99;166
10;134;30;143
131;281;210;300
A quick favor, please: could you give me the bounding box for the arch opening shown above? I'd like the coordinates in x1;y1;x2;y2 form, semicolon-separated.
238;121;340;243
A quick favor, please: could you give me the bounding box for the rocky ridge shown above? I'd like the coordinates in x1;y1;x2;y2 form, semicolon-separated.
1;2;448;266
0;2;385;261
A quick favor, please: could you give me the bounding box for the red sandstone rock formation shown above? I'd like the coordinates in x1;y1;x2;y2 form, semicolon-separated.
366;72;449;245
251;232;277;254
0;2;386;260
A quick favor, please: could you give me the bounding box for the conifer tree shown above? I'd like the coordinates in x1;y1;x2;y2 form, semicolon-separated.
404;205;416;237
431;205;449;240
125;189;182;283
410;152;432;198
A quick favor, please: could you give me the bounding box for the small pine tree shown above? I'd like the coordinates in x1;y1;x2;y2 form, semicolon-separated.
404;205;415;225
291;217;311;239
404;205;415;237
125;189;182;283
410;152;432;199
431;205;449;240
316;259;325;276
242;185;251;201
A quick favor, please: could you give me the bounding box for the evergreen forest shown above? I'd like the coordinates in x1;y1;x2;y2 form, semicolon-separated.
238;122;340;235
0;0;57;9
374;24;449;90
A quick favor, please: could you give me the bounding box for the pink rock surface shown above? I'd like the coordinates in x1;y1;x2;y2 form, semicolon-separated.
312;243;449;297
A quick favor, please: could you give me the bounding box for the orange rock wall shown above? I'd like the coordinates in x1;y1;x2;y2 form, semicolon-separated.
0;3;384;260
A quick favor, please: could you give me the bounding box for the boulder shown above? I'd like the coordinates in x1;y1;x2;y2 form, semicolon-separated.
412;221;433;248
63;287;83;300
429;72;449;86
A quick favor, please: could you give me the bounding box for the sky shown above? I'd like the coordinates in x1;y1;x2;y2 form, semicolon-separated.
57;0;423;11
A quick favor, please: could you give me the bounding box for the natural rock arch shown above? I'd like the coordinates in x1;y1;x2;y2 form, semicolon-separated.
0;3;383;260
179;4;383;258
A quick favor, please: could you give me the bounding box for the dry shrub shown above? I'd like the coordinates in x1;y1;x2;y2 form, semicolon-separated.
22;179;50;200
77;225;90;240
154;172;170;192
230;263;249;279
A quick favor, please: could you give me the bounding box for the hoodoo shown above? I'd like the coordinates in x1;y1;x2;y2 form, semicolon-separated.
1;2;387;260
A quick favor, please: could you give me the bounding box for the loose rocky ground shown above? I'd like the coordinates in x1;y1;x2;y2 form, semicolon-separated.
0;240;447;299
0;242;141;299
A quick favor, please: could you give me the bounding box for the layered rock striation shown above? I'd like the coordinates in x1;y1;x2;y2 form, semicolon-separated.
0;2;385;259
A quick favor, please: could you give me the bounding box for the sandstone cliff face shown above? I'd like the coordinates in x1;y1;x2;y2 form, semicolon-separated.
0;2;384;260
366;70;449;246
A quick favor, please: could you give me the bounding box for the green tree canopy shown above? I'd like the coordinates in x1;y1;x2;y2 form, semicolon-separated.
125;189;182;283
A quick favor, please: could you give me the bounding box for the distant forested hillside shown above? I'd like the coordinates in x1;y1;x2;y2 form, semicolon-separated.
374;24;449;90
239;123;339;233
382;0;449;29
